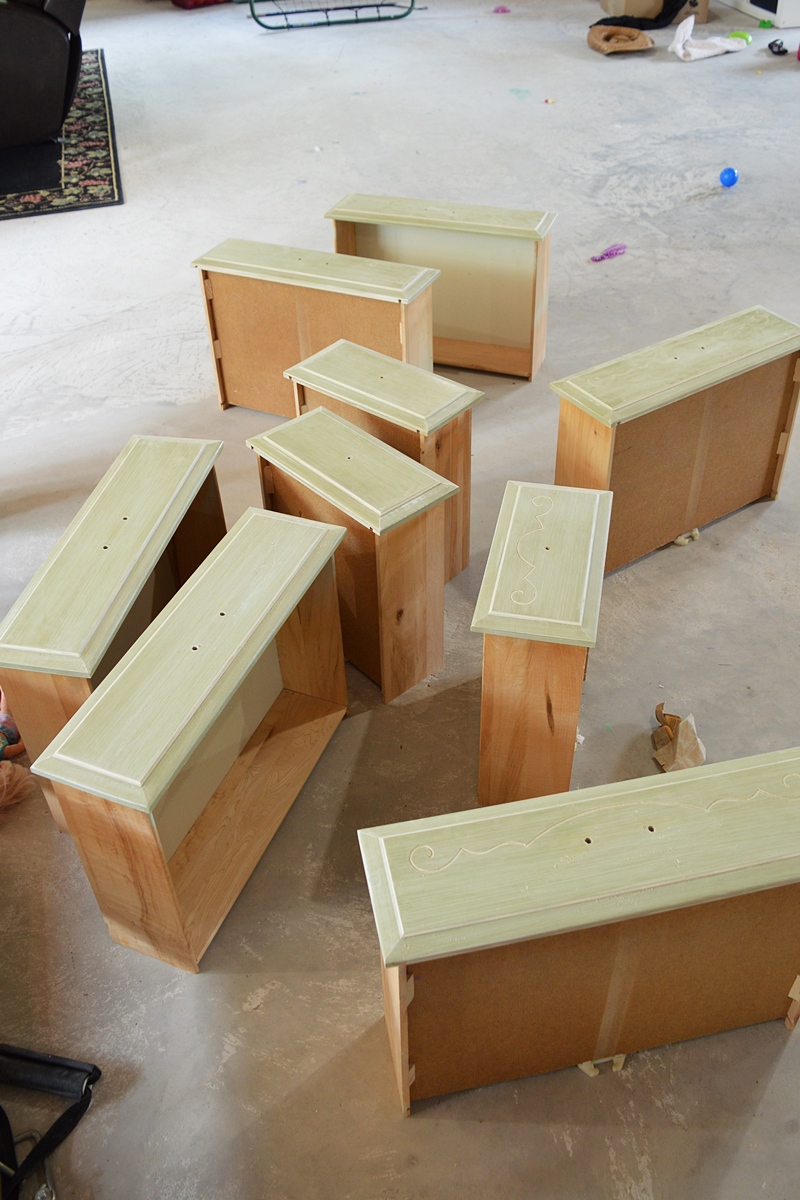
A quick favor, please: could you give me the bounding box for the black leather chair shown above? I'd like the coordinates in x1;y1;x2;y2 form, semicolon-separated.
0;0;87;150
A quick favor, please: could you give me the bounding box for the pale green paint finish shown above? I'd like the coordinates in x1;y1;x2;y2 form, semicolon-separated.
325;194;557;241
0;437;223;677
550;307;800;426
32;508;346;820
359;746;800;966
247;409;458;533
284;340;484;436
192;239;439;304
471;483;611;647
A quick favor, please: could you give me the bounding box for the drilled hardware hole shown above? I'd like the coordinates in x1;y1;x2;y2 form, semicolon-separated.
219;612;226;617
584;837;592;844
191;645;199;651
102;545;109;550
647;825;655;832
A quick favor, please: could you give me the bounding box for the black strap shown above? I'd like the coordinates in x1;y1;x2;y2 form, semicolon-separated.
0;1046;100;1200
592;0;696;29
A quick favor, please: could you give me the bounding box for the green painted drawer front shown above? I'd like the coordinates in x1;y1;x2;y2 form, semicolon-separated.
284;340;483;436
471;483;611;647
359;747;800;966
325;194;557;241
550;307;800;426
0;436;223;677
33;508;346;830
192;239;439;304
248;408;458;533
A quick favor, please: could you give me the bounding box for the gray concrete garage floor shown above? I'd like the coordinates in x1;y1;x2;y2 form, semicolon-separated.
3;0;800;1195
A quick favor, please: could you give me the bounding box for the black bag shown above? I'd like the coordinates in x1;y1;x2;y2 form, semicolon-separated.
0;1044;100;1199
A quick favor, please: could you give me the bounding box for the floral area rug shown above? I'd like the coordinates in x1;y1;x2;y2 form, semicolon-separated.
0;49;123;221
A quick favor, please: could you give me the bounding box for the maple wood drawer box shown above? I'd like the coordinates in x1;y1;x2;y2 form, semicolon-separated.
32;508;348;974
0;436;226;833
192;239;439;418
325;194;557;380
472;482;611;805
284;339;483;582
359;747;800;1114
248;408;458;704
551;307;800;573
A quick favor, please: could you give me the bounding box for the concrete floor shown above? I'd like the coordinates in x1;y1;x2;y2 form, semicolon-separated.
3;0;800;1195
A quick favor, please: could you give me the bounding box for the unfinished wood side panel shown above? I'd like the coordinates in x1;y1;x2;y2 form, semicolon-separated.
170;690;346;962
530;234;551;379
477;636;587;805
376;506;445;703
604;354;797;571
298;387;423;460
275;560;347;708
406;882;800;1104
198;270;229;411
400;288;434;371
554;401;616;492
771;357;800;498
55;781;197;972
421;411;472;580
432;338;532;379
269;469;382;686
205;272;407;418
170;468;227;584
0;669;91;831
332;220;358;256
381;960;412;1116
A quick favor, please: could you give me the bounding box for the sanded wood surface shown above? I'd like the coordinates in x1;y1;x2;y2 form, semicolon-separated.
275;559;347;709
296;386;423;460
0;668;91;830
171;690;346;963
431;338;533;377
472;482;611;645
0;436;224;676
400;882;800;1106
554;400;616;492
420;411;472;580
550;307;800;425
248;409;457;534
530;236;551;379
266;468;383;686
478;636;587;805
376;506;445;702
381;961;412;1116
359;745;800;967
284;339;483;435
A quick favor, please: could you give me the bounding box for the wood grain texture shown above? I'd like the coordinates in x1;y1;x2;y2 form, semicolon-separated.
275;559;347;708
554;400;616;492
381;960;412;1116
400;288;434;372
471;482;611;645
550;307;800;425
248;409;457;534
326;195;557;239
55;781;198;972
432;339;533;378
402;883;800;1105
299;387;423;459
0;436;224;676
171;690;346;963
359;746;800;966
268;467;383;685
770;357;800;498
0;669;91;831
332;219;358;255
283;339;483;436
376;506;445;703
530;235;551;379
420;412;472;580
477;636;587;805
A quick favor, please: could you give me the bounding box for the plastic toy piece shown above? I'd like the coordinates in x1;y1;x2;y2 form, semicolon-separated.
578;1055;626;1077
590;243;626;262
720;167;739;188
769;38;788;54
727;29;752;42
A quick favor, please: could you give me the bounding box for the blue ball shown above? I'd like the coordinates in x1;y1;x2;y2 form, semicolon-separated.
720;167;739;188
